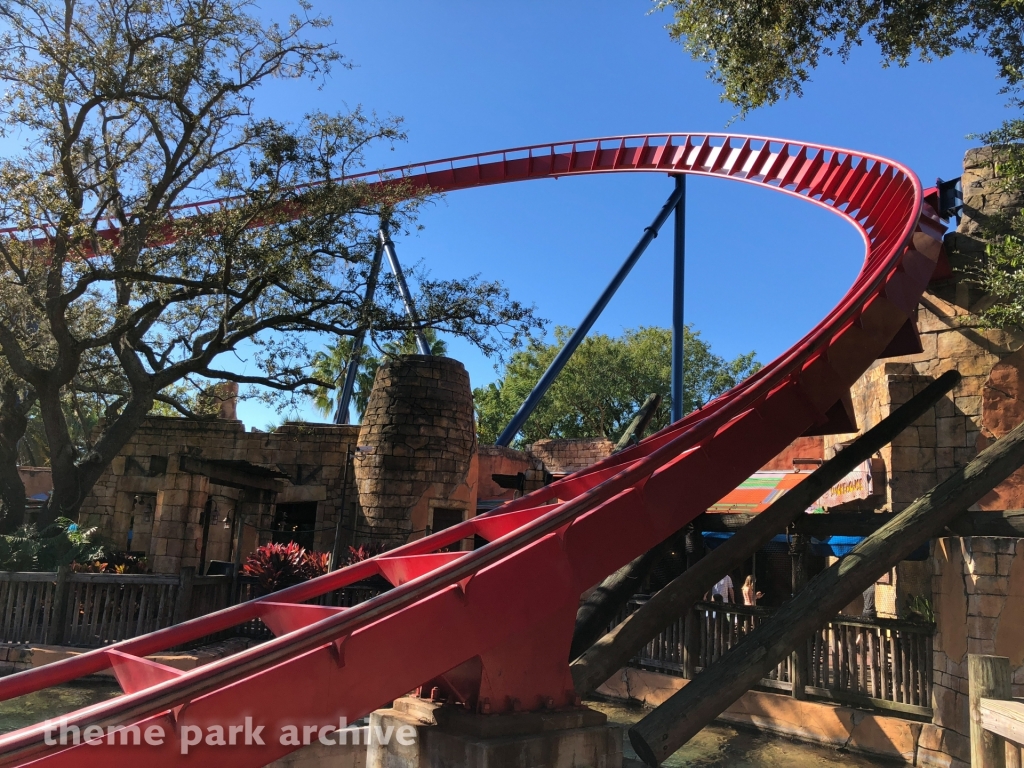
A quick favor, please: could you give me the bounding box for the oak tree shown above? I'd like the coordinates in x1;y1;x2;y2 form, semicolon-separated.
0;0;540;531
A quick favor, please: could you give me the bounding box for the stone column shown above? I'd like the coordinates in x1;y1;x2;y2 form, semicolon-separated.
150;464;209;574
355;356;477;548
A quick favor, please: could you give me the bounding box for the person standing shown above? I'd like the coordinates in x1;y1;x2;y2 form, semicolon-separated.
741;575;763;606
711;573;734;603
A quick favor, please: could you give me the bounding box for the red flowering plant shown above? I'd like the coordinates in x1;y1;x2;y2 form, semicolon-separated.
242;542;330;593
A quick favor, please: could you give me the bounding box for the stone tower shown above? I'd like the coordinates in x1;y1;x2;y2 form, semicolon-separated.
354;355;478;548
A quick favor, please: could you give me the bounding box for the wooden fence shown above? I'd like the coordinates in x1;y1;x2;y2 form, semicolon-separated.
626;598;934;718
0;568;231;648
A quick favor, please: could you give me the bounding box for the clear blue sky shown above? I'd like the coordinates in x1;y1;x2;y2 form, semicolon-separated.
238;0;1013;429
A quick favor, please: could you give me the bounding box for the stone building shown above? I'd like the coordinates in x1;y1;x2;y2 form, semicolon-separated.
79;419;361;574
76;354;611;574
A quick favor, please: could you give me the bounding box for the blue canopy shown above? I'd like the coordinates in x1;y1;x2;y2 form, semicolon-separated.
702;531;790;554
702;532;930;561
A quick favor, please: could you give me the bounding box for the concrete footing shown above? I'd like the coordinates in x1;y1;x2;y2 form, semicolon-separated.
365;697;623;768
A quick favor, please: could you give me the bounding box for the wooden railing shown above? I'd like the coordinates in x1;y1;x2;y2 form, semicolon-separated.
624;598;934;718
0;568;231;648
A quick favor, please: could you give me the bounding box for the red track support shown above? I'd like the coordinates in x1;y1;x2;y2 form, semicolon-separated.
0;134;947;767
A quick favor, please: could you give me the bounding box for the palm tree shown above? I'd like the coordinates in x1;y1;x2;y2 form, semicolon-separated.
311;330;447;423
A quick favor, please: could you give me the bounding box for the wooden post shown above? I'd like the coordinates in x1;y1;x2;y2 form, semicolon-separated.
45;566;70;646
681;523;705;679
571;370;961;695
970;654;1011;768
790;535;808;699
173;567;196;626
682;606;700;679
627;415;1024;767
614;394;662;451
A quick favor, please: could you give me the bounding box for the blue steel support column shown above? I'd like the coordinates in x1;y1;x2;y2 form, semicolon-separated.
495;180;688;447
334;239;386;424
671;174;686;423
380;224;432;356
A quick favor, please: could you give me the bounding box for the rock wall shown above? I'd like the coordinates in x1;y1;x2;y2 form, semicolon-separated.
526;438;614;476
817;147;1024;766
828;147;1024;515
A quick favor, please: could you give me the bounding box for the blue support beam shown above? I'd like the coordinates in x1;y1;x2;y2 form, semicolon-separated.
334;239;385;424
671;174;686;423
380;224;432;357
495;180;688;447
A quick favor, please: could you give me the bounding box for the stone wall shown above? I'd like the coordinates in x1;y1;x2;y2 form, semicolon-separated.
806;148;1024;766
526;438;614;476
354;356;477;546
476;445;547;503
923;536;1024;768
81;418;360;573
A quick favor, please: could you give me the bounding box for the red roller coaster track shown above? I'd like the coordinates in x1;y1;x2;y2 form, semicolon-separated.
0;134;946;767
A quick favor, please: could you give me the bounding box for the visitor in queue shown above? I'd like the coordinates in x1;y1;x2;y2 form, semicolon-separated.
741;575;764;606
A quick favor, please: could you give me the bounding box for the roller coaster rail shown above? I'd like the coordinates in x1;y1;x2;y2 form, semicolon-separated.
0;133;948;767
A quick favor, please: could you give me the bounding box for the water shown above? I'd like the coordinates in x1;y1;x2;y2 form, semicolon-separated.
0;679;121;734
589;700;897;767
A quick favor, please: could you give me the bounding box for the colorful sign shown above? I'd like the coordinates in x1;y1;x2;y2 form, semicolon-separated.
815;459;879;509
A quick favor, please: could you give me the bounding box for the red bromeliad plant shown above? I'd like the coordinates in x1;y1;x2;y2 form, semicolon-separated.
242;542;330;593
344;542;387;566
300;550;330;581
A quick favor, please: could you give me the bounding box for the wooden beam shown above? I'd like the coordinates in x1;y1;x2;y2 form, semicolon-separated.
627;416;1024;766
177;455;286;492
569;370;961;694
979;699;1024;750
615;393;662;451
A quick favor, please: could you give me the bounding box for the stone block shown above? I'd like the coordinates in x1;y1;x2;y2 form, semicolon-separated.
936;417;967;448
968;592;1004;617
931;684;958;729
968;617;998;640
998;555;1015;576
966;552;997;576
936;447;955;468
968;574;1008;596
917;746;968;768
967;636;996;655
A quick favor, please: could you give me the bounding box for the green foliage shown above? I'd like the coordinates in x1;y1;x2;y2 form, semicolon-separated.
904;594;935;624
0;518;107;572
310;329;448;422
474;325;760;446
968;121;1024;329
653;0;1024;116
